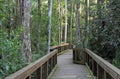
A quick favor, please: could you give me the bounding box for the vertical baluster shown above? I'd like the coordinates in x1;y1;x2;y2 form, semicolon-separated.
97;64;100;79
89;57;92;70
40;67;42;79
86;53;88;65
47;61;49;77
35;68;41;79
55;54;57;65
83;51;86;64
94;61;97;77
75;49;77;62
88;55;90;67
104;71;107;79
52;57;54;69
92;59;94;75
53;55;55;67
106;72;113;79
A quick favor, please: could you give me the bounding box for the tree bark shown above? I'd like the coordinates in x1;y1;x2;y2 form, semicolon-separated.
14;0;20;29
22;0;32;63
70;2;73;44
58;0;61;45
36;0;41;52
76;0;80;46
84;0;89;48
75;0;83;48
64;0;67;43
47;0;53;53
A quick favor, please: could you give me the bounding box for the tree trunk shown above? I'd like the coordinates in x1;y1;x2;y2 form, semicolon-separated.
75;0;80;46
70;2;73;44
47;0;53;53
14;0;20;29
75;0;83;48
58;0;61;45
64;0;67;43
84;0;89;48
36;0;41;52
22;0;32;63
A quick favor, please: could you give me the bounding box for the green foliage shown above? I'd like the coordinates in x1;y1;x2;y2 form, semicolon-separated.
113;49;120;68
0;28;27;78
88;0;120;68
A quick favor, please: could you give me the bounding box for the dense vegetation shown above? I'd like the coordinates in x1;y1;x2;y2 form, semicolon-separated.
0;0;120;78
88;0;120;68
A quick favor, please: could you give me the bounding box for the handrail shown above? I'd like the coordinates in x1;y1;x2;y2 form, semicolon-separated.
50;43;69;50
50;43;72;53
84;48;120;79
5;50;58;79
5;43;72;79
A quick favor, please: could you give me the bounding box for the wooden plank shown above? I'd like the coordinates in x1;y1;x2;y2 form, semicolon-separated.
104;71;107;79
5;50;58;79
40;67;42;79
50;50;92;79
85;49;120;79
50;43;69;50
97;64;99;79
92;59;94;74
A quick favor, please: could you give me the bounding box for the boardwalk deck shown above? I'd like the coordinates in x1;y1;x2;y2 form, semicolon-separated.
50;50;93;79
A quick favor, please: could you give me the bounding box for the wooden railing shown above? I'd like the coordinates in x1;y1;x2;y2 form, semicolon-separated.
84;49;120;79
5;50;57;79
5;43;72;79
50;43;72;53
73;48;84;64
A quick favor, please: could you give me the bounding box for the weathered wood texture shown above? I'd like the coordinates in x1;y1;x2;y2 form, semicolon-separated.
73;48;84;64
5;50;58;79
50;43;72;53
5;43;72;79
50;50;93;79
84;49;120;79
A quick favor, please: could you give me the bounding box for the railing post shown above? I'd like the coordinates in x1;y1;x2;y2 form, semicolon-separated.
97;64;99;79
92;59;94;75
88;55;89;66
36;68;40;79
105;72;113;79
86;53;88;65
94;61;97;76
83;51;87;64
104;71;107;79
40;67;42;79
53;55;55;66
55;53;57;65
51;57;53;71
47;61;48;77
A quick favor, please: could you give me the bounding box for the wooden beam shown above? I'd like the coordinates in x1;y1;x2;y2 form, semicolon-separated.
5;50;58;79
85;49;120;79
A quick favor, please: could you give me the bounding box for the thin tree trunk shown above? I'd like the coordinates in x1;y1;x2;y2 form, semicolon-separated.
36;0;41;52
76;0;80;46
84;0;89;48
14;0;20;29
58;0;61;45
7;0;11;38
64;0;67;43
70;2;74;44
47;0;53;53
75;0;83;48
22;0;32;63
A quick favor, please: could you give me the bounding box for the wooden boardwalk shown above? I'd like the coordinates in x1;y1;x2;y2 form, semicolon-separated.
50;50;93;79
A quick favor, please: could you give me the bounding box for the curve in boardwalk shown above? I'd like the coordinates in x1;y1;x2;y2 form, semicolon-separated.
50;50;93;79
